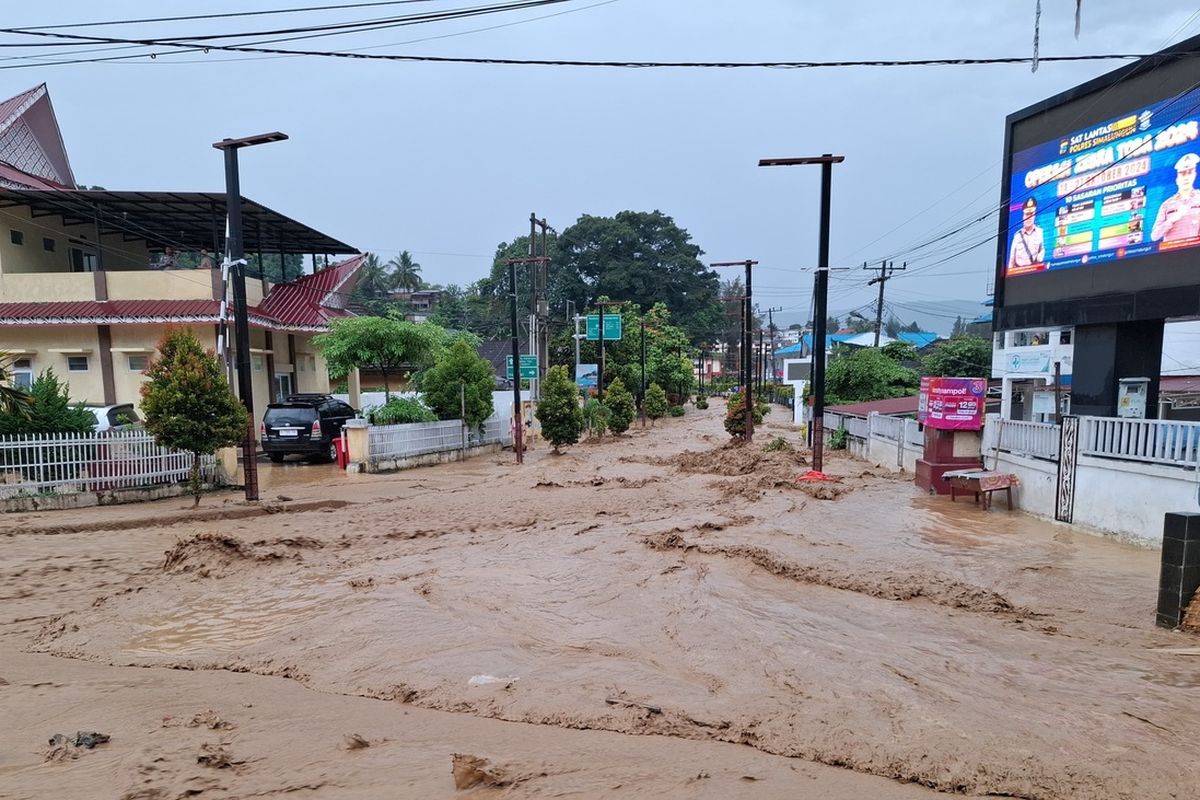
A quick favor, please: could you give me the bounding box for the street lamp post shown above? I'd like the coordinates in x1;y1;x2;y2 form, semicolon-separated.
759;154;844;474
213;131;288;502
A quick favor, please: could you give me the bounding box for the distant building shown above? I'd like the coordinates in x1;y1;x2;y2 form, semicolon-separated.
388;288;442;322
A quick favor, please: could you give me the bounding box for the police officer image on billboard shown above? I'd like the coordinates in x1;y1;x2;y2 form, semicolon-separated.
1007;197;1047;273
1151;151;1200;244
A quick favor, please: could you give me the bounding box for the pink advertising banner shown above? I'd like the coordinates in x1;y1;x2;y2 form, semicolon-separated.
918;377;986;430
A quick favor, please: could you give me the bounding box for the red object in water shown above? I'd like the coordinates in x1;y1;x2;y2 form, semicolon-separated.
797;470;834;482
334;436;348;470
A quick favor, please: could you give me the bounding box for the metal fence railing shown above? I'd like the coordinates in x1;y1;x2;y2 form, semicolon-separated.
367;412;512;465
0;430;217;497
1080;416;1200;468
983;417;1060;461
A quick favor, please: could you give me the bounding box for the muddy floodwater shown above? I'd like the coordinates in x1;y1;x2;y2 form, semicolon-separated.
1;402;1197;799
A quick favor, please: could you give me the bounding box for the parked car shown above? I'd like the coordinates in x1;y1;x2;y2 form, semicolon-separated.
261;394;357;463
85;403;142;433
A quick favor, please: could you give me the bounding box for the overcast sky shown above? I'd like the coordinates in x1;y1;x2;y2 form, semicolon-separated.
4;1;1199;330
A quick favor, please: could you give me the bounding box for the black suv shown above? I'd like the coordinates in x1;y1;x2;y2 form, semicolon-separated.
261;394;357;463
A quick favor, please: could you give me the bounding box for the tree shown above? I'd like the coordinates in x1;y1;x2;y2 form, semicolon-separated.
314;316;444;399
140;329;248;506
388;250;423;292
825;347;920;405
950;316;966;338
922;334;992;378
536;365;584;452
826;315;841;331
553;211;723;343
881;340;918;364
352;252;393;309
644;382;668;425
604;377;635;435
420;338;495;429
0;368;93;436
723;389;767;441
583;397;610;438
0;352;31;417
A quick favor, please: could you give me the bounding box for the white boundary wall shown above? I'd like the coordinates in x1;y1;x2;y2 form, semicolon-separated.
825;412;924;473
982;415;1200;546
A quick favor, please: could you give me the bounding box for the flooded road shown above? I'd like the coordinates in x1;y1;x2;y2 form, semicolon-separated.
1;403;1196;798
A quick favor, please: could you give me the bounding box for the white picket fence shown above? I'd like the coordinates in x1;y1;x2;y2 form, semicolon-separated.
367;413;512;465
984;418;1060;461
0;430;217;497
1079;416;1200;468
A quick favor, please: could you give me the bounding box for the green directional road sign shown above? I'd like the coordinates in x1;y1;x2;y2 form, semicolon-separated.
505;355;539;380
586;314;623;341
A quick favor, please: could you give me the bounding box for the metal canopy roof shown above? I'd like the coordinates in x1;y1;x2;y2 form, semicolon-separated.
0;189;358;255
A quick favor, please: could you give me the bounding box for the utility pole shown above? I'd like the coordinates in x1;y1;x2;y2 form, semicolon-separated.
639;318;647;427
712;260;758;441
595;300;620;401
766;306;783;387
213;131;288;503
759;154;844;473
504;250;551;464
866;260;906;346
528;214;551;399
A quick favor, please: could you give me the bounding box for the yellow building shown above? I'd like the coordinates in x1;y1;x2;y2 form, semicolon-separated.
0;84;361;430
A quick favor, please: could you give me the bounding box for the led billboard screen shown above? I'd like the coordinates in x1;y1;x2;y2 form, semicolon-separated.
996;39;1200;329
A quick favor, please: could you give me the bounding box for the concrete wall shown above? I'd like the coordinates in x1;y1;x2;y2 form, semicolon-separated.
0;204;150;276
990;448;1199;546
0;325;104;402
844;430;921;473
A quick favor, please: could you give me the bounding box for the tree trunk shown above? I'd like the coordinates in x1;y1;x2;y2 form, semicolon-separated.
190;452;202;508
383;369;391;402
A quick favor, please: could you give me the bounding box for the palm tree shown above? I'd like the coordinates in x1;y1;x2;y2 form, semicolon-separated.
354;253;391;301
0;352;32;417
388;250;423;293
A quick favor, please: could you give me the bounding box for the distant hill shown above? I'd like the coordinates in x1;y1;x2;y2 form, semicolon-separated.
773;298;986;337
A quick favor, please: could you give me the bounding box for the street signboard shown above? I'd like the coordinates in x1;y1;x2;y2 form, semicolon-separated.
918;376;986;430
505;355;539;380
576;363;598;390
585;314;623;341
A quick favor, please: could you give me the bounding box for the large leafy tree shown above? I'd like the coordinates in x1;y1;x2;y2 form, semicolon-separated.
140;329;248;506
536;365;584;452
420;338;496;430
825;347;920;405
556;211;722;343
352;252;393;309
922;335;992;378
314;316;445;399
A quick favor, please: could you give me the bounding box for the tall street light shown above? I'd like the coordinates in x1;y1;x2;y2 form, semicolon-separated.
759;154;844;473
213;131;289;502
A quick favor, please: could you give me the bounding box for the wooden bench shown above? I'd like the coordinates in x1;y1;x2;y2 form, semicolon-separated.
943;469;1016;511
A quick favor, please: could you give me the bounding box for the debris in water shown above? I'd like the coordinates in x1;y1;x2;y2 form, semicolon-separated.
605;696;662;714
342;733;371;750
43;731;110;761
469;674;518;687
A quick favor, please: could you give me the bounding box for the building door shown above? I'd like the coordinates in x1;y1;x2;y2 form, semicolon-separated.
274;372;293;402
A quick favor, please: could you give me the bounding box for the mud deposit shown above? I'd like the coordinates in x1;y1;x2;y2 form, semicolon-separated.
2;403;1197;799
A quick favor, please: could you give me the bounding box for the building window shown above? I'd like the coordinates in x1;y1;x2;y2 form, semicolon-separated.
67;355;89;372
11;358;32;389
42;237;55;252
70;246;98;273
10;229;23;246
994;332;1005;350
252;355;263;372
1060;330;1072;345
128;354;148;372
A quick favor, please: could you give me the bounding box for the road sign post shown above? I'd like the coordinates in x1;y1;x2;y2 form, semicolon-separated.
506;355;539;380
586;314;623;341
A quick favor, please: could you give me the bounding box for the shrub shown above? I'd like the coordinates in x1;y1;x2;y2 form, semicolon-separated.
141;329;248;506
830;427;848;450
536;365;584;451
764;436;790;452
0;368;94;437
583;398;611;437
668;405;685;417
723;390;768;441
368;397;435;425
694;395;709;410
419;338;495;429
644;383;668;425
604;377;636;435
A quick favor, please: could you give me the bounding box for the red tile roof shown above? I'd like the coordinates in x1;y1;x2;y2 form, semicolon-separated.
0;160;71;190
0;85;43;127
826;395;921;417
0;299;220;323
1161;376;1200;394
259;254;364;328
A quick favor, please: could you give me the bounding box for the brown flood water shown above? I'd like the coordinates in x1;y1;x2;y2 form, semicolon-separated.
1;402;1197;799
